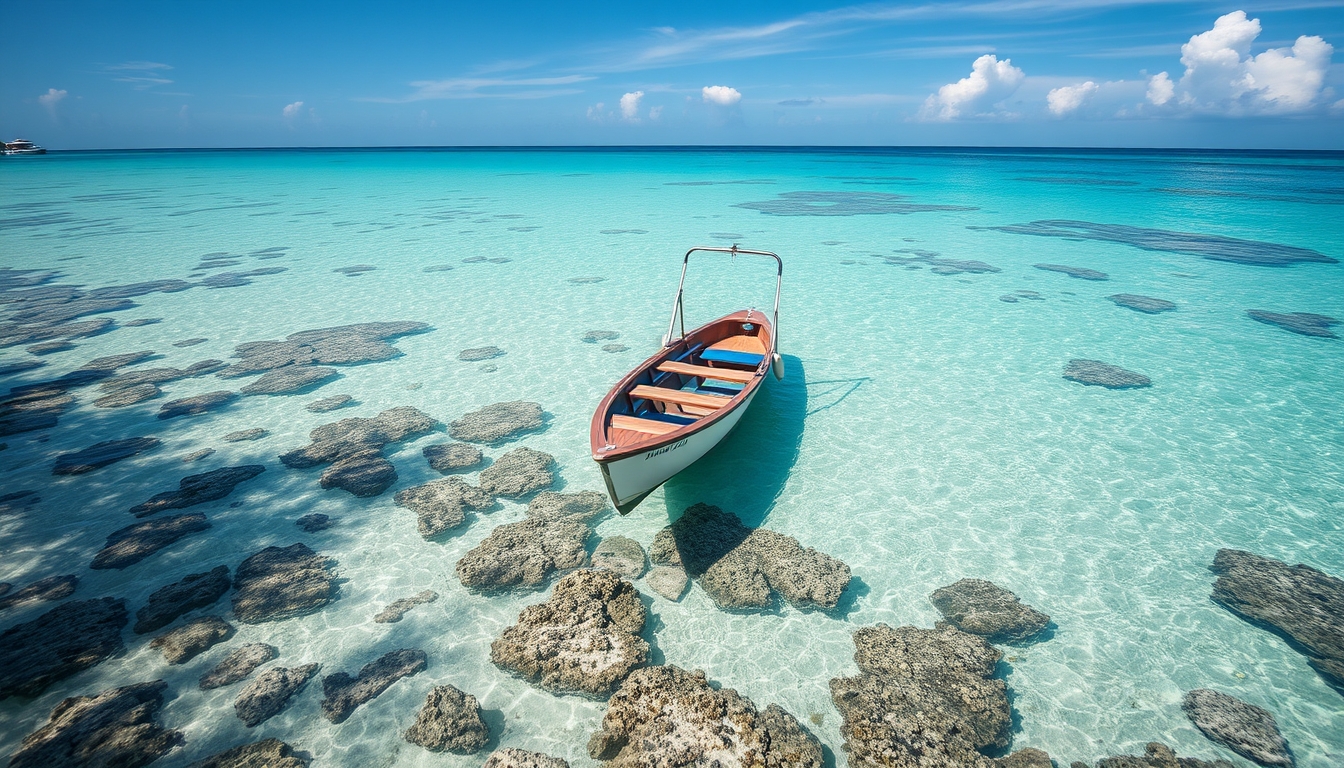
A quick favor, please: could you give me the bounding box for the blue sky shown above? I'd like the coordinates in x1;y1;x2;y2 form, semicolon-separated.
3;0;1342;149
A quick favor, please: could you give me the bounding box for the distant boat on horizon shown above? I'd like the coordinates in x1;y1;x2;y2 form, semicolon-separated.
3;139;46;155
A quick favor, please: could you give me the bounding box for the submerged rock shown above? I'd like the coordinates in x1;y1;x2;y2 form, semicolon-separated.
930;578;1050;644
93;382;162;408
280;406;436;498
320;448;397;496
456;491;606;590
1109;294;1176;314
218;321;429;378
235;663;319;727
645;565;689;601
492;569;648;697
1210;548;1344;692
157;390;239;419
403;684;490;753
1246;310;1339;339
1034;263;1109;280
151;615;234;664
239;365;338;395
395;477;495;538
1089;742;1235;768
223;428;268;442
0;574;77;611
1182;688;1294;767
185;738;308;768
374;590;439;623
1063;359;1152;389
478;446;555;497
306;393;352;412
321;648;427;723
422;441;483;473
134;565;231;633
91;513;211;570
0;597;128;699
52;436;160;474
582;330;620;343
129;465;266;517
650;503;851;610
8;680;181;768
295;513;332;532
199;643;278;690
174;337;208;347
182;448;215;462
459;346;505;361
592;536;646;580
449;400;545;443
484;748;570;768
232;542;335;623
587;665;822;767
829;623;1010;768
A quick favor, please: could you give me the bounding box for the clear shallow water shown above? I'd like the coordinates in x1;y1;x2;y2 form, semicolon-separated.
1;148;1342;766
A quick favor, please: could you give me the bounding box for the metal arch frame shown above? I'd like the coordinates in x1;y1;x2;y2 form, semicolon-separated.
664;244;783;354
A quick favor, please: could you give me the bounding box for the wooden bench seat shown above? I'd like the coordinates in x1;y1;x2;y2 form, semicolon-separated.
611;414;684;435
657;361;756;384
630;385;731;411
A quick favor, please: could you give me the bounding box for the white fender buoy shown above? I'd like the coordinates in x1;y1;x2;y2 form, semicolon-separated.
772;352;785;380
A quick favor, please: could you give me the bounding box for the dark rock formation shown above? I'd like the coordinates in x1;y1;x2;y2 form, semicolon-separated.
157;390;239;419
235;663;319;727
321;448;397;496
218;321;429;378
185;738;307;768
174;337;208;347
479;446;554;497
306;393;352;412
52;436;160;474
403;684;490;753
459;346;505;361
199;643;277;689
334;264;376;275
1246;310;1339;339
423;441;483;473
182;448;215;462
134;565;231;633
239;365;337;395
223;428;268;442
0;598;127;699
1182;688;1293;767
129;465;266;517
582;330;620;343
7;680;181;768
1210;548;1344;692
484;748;570;768
449;401;545;443
295;513;332;532
829;623;1010;767
1089;742;1236;768
930;578;1050;644
602;344;628;353
592;536;646;580
735;190;975;217
321;648;427;723
0;574;77;611
456;491;606;590
1109;294;1176;313
396;477;495;538
646;566;688;601
588;665;822;767
1034;263;1109;280
374;590;439;623
91;513;211;570
650;503;851;610
492;569;648;696
1063;359;1151;389
151;615;234;664
232;543;335;623
93;383;161;408
99;360;224;392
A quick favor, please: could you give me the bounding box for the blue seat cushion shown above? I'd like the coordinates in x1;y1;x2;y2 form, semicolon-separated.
697;383;743;397
700;348;764;366
641;411;697;426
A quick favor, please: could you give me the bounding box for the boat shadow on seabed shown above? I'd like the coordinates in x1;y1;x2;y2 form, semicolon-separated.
661;354;866;529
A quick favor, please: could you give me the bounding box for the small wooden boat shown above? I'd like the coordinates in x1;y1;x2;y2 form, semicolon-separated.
591;245;784;514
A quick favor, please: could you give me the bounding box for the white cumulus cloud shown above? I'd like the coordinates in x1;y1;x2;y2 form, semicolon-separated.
38;88;67;108
1047;81;1098;116
920;54;1024;120
1147;72;1174;105
282;101;304;119
1158;11;1334;114
702;85;742;106
620;91;644;120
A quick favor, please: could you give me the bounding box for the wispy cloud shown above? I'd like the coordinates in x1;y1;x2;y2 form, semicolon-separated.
364;74;595;103
103;61;175;90
105;61;173;71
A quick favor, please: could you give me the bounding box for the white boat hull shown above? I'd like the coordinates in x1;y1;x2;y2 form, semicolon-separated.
600;387;759;513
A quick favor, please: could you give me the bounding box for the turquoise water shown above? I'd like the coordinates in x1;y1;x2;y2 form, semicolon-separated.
1;148;1342;765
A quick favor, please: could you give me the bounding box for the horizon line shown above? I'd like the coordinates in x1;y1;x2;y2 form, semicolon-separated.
20;144;1344;155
